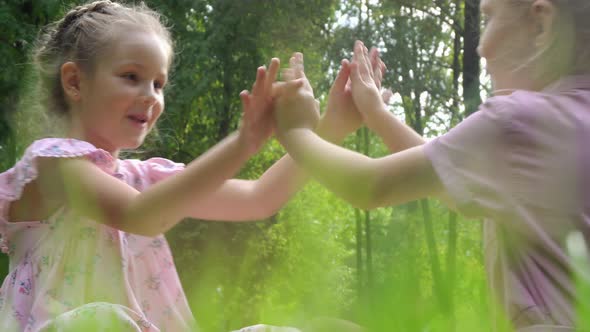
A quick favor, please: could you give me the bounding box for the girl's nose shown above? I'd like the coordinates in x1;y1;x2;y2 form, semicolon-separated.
140;86;158;107
141;95;157;107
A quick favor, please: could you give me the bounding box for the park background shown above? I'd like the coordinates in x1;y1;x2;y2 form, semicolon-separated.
0;0;495;331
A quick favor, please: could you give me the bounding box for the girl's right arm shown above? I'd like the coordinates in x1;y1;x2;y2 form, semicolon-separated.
348;40;454;207
56;130;251;237
42;60;300;237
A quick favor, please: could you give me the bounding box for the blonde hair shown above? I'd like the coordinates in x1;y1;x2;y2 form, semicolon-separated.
32;0;173;118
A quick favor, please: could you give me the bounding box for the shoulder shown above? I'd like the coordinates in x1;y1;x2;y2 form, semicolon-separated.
0;138;115;202
27;137;116;170
117;157;184;186
429;91;549;149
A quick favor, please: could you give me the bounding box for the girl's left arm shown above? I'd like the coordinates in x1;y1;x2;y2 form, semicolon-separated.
185;118;345;221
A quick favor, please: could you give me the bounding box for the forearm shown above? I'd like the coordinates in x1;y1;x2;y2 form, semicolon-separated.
188;118;348;221
278;128;377;210
365;105;425;153
124;132;251;235
251;120;347;216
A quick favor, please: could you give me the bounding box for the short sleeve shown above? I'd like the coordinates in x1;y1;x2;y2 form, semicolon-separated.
423;97;513;218
0;138;115;253
143;157;185;185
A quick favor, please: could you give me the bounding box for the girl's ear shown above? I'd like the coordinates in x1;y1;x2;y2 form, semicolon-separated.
530;0;557;49
61;62;82;102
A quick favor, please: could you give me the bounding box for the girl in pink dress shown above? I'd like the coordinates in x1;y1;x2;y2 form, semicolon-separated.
0;1;370;331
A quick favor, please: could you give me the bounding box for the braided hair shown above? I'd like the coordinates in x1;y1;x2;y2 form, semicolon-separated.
32;1;172;117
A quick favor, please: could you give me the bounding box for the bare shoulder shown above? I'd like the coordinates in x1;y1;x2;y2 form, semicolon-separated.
8;157;96;222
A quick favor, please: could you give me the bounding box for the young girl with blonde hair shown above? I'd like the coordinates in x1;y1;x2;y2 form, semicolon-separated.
0;1;377;331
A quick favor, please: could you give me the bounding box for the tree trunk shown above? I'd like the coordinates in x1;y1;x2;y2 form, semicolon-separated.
463;0;481;116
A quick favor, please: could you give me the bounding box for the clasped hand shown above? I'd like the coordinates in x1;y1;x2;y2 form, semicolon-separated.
272;43;389;140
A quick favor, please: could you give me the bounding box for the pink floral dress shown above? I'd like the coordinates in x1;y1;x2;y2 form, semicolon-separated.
0;138;196;331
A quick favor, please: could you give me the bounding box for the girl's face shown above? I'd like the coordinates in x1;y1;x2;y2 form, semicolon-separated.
72;29;170;155
478;0;538;92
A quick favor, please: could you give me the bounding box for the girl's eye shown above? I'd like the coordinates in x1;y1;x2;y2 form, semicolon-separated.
154;81;164;90
122;73;138;81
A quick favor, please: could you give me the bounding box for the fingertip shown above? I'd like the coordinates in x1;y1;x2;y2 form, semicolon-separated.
339;59;351;77
239;90;250;108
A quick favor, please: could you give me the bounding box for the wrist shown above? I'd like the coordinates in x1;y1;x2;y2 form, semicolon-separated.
363;103;389;130
316;116;347;144
236;130;258;158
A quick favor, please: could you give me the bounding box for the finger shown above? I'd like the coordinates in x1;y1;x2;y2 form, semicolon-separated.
252;66;266;95
239;90;252;119
239;90;251;109
353;41;371;82
345;78;352;92
363;45;374;80
373;67;383;89
272;79;304;98
264;58;280;94
332;59;351;92
370;47;379;70
290;52;305;79
370;47;382;87
282;68;295;82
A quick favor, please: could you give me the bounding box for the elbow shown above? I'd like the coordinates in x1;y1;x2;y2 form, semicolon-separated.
242;199;283;221
349;179;389;211
106;218;160;238
117;221;163;238
342;188;380;211
244;184;288;221
255;206;281;220
343;171;384;211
